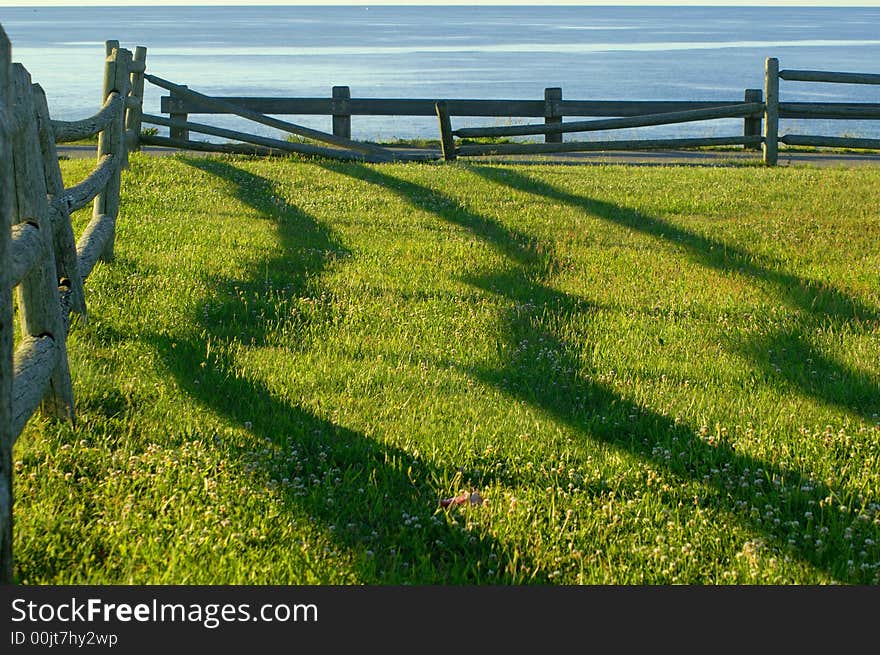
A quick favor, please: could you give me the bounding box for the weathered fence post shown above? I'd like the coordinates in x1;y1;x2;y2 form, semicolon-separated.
544;87;563;144
0;25;15;585
169;84;189;141
92;41;132;263
10;64;75;426
32;84;86;317
743;88;763;150
125;45;148;152
332;86;351;139
763;58;779;166
435;101;456;161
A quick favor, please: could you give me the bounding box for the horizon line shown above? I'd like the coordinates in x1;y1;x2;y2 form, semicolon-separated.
2;1;880;7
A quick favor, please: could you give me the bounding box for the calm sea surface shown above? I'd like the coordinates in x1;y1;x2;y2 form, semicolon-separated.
2;5;880;141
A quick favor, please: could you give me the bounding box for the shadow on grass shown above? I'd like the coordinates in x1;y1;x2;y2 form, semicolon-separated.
144;157;535;584
322;159;879;583
470;165;880;422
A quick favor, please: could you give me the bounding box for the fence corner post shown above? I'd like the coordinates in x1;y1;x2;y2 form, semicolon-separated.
331;86;351;139
763;58;779;166
544;87;562;144
435;101;456;162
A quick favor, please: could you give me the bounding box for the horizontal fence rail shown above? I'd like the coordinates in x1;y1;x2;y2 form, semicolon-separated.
778;102;880;120
161;95;765;119
778;69;880;85
780;134;880;150
455;136;763;158
50;92;123;143
452;102;764;139
0;25;146;583
140;113;397;162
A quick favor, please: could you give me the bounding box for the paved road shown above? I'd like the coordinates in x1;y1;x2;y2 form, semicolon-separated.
56;144;880;167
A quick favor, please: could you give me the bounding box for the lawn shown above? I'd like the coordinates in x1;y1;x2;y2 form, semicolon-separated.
11;152;880;584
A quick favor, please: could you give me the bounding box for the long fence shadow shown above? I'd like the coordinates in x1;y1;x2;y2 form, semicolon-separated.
470;165;880;422
322;159;879;583
146;158;538;583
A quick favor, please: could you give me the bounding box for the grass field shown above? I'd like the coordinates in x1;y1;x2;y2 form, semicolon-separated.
11;153;880;584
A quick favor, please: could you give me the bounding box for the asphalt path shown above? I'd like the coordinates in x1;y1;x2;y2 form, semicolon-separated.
56;144;880;167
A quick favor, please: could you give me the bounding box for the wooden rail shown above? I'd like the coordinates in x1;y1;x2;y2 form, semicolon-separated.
0;27;146;583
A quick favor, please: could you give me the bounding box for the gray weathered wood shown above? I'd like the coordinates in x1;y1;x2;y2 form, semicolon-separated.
453;102;764;138
33;84;87;317
779;102;880;120
11;335;58;442
114;48;132;171
76;213;115;282
63;154;118;214
763;57;779;166
141;114;382;162
146;74;395;161
544;87;562;144
169;84;189;140
456;135;762;157
93;45;132;262
0;23;14;585
140;133;437;162
547;100;759;118
161;96;756;118
10;64;75;424
779;69;880;85
435;101;456;162
125;46;147;152
743;89;763;150
332;86;351;139
160;95;545;117
10;222;42;288
50;92;122;143
779;134;880;150
142;133;286;156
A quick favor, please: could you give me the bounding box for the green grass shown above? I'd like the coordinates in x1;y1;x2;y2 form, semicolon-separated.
11;153;880;584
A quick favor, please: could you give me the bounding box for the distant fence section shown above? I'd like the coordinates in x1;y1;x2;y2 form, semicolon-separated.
763;58;880;165
0;27;146;582
150;57;880;165
153;84;766;163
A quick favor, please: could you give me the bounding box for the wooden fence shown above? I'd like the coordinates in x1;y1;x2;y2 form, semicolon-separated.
150;57;880;165
152;84;766;163
0;29;146;582
762;57;880;165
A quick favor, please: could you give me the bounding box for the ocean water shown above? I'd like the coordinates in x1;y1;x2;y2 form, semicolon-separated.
2;5;880;142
